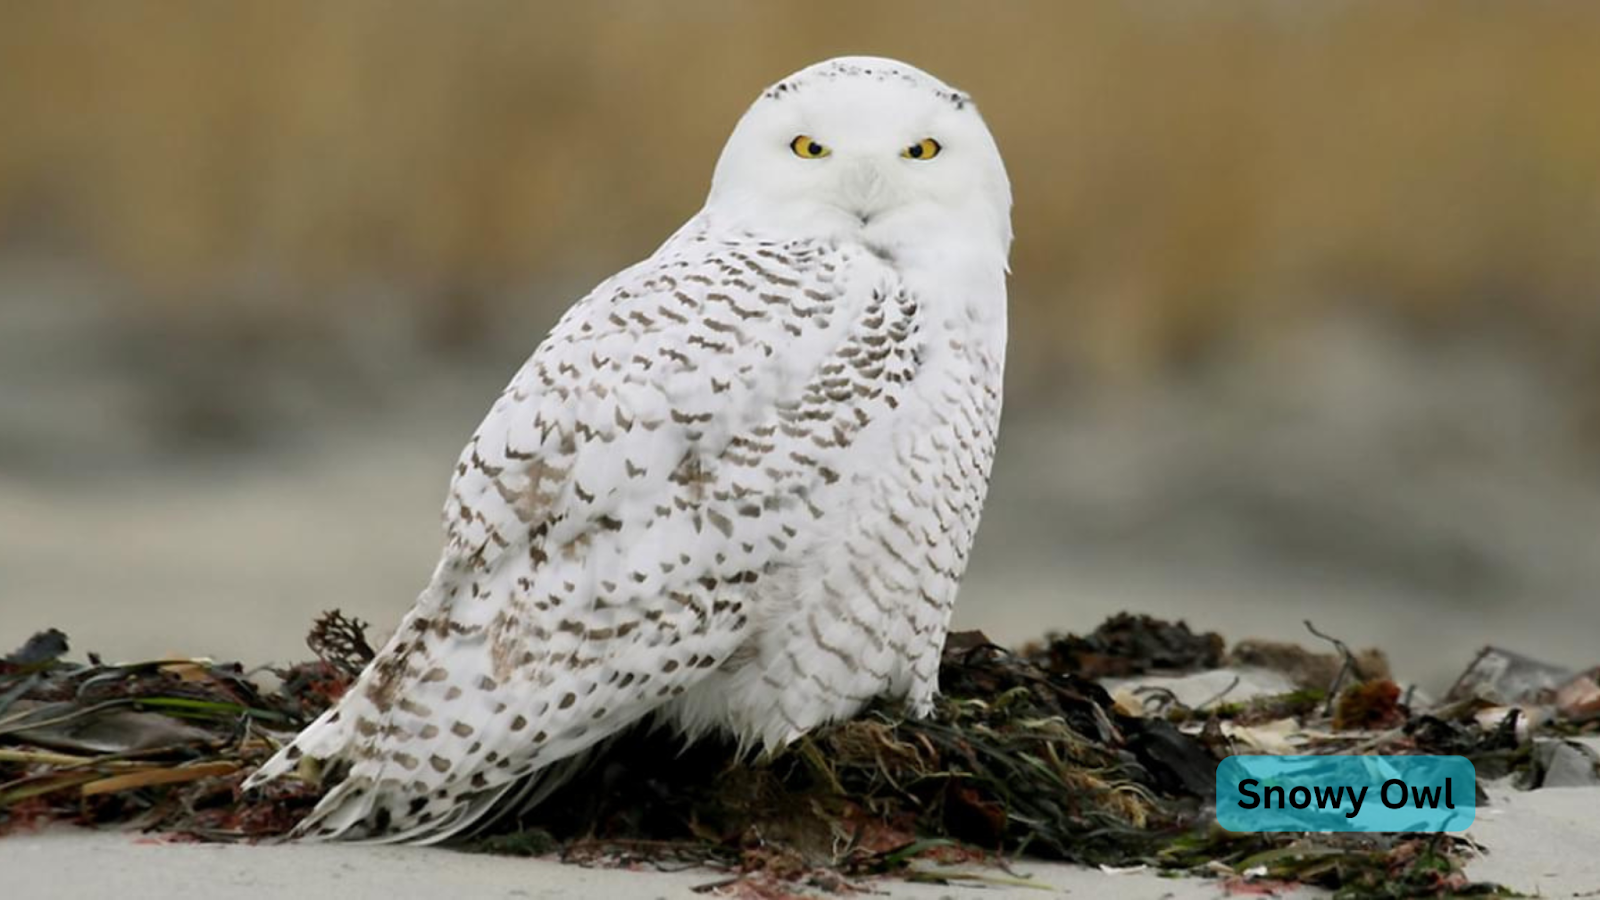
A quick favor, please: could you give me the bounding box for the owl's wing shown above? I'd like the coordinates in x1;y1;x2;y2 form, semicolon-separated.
243;233;925;842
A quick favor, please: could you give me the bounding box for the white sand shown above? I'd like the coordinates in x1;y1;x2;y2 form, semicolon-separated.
0;827;1270;900
1467;783;1600;895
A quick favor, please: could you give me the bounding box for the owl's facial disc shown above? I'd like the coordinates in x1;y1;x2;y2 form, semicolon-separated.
707;57;1012;255
787;132;946;224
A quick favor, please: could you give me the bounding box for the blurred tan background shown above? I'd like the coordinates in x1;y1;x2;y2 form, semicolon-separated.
2;2;1598;689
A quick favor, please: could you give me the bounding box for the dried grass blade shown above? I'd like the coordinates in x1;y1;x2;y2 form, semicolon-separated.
80;761;239;796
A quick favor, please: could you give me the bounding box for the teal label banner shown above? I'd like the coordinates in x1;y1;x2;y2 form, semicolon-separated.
1216;755;1475;832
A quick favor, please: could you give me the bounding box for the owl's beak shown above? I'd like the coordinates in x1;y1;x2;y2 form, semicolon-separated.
837;157;897;225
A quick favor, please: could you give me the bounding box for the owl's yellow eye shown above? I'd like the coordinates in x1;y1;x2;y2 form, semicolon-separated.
790;136;830;159
902;138;942;160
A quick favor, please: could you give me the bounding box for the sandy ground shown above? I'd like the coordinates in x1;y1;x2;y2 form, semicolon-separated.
2;774;1598;899
1468;779;1600;896
0;828;1238;900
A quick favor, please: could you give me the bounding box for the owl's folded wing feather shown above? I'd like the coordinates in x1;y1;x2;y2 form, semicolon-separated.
244;234;923;842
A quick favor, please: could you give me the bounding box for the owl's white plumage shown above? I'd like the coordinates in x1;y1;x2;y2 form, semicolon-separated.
244;56;1012;843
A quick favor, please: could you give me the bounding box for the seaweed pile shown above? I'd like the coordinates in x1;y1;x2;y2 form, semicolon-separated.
0;619;357;839
3;612;1574;896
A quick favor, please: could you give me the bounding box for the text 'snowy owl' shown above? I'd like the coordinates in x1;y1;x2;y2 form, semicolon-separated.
244;56;1013;843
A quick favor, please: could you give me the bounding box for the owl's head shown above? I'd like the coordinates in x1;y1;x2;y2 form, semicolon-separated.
706;57;1012;261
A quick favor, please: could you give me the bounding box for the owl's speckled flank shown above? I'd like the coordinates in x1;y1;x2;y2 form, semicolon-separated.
243;55;1012;844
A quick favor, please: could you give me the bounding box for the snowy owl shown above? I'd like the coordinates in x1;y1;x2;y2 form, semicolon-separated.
244;56;1012;843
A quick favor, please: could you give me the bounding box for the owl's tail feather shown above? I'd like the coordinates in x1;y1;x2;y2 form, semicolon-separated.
285;750;594;845
242;699;358;793
241;698;387;837
289;775;502;844
242;553;681;843
246;706;600;845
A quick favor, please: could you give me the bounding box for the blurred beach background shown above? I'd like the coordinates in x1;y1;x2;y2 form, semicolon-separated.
2;1;1598;690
